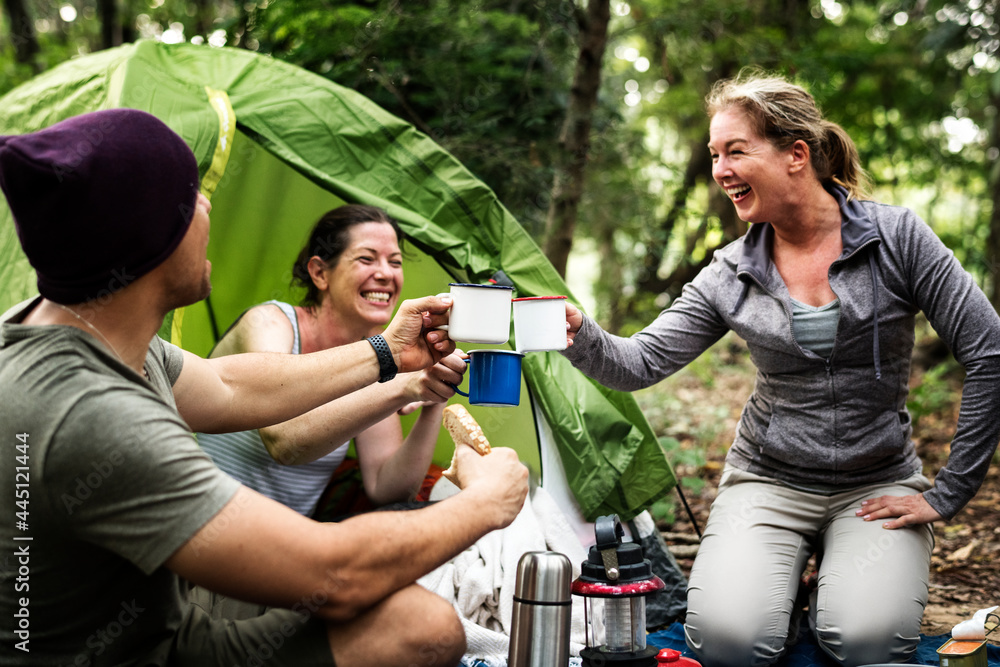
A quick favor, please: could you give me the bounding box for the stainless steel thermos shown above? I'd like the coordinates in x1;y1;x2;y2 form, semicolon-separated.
507;551;572;667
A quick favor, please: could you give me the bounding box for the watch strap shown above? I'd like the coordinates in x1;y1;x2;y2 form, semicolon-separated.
367;334;398;383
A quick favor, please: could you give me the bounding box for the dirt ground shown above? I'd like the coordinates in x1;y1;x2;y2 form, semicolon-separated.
643;336;999;641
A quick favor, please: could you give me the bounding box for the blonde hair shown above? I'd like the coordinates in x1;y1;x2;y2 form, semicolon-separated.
706;69;872;200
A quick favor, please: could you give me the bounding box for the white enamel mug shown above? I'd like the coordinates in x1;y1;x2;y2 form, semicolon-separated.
437;283;514;344
512;296;568;352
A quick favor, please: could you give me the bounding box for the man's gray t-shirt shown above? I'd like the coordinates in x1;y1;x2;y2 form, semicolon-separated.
0;298;240;665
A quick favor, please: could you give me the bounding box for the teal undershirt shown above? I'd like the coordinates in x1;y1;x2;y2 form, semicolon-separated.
789;297;840;360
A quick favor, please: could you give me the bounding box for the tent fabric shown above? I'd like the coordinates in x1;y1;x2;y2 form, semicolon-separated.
0;40;676;521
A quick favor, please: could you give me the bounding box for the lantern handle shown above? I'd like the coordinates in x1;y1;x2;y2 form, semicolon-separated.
595;515;624;550
595;515;624;581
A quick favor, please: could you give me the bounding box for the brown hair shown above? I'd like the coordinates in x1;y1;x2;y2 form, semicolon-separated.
291;204;404;307
706;69;872;200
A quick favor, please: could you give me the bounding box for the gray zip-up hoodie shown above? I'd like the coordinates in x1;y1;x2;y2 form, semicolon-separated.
564;186;1000;520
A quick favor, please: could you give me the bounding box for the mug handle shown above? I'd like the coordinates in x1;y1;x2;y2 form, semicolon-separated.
448;358;472;397
434;292;451;331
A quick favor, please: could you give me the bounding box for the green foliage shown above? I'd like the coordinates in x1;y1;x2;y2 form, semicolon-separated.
0;0;97;95
907;358;961;427
579;0;1000;328
647;495;677;524
648;435;707;524
634;334;750;458
244;0;578;239
3;0;1000;325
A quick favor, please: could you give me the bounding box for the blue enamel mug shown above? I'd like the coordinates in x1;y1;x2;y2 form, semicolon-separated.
451;349;524;407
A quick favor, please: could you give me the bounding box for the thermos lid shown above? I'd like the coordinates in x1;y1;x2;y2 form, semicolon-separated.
513;551;572;603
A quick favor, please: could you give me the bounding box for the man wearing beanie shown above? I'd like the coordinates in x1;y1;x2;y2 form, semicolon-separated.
0;109;529;666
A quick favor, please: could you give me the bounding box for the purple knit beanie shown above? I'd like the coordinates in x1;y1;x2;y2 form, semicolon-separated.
0;108;200;304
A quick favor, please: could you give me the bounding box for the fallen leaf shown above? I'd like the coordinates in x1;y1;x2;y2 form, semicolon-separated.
947;539;980;562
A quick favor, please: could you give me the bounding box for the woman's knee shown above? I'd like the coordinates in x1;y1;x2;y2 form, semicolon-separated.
685;572;799;667
815;612;920;666
685;611;789;667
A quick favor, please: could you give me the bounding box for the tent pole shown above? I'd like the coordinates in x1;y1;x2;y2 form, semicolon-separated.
676;484;702;540
204;295;221;343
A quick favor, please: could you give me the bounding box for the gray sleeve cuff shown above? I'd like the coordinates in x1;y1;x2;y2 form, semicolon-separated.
561;311;601;363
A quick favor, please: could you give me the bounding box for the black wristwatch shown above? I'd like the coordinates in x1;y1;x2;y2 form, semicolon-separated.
367;334;398;383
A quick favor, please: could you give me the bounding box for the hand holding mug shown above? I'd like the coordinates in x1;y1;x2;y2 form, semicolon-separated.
382;294;455;372
512;295;568;352
565;300;583;347
398;350;469;411
435;283;514;344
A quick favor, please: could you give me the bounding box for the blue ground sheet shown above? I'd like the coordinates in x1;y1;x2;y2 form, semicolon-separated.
647;621;1000;666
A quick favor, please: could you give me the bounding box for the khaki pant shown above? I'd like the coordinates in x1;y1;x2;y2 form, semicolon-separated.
177;583;335;667
684;465;934;667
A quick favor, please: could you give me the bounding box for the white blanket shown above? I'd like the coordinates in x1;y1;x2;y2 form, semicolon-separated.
419;483;589;667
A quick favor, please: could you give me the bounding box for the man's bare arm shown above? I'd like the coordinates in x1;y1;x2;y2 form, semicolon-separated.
164;445;528;622
173;295;454;434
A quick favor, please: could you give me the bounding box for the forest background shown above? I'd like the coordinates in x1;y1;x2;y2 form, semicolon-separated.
2;0;999;634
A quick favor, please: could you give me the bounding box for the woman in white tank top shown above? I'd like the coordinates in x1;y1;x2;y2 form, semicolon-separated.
197;205;467;517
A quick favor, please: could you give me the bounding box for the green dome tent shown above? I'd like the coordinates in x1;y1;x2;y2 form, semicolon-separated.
0;40;676;523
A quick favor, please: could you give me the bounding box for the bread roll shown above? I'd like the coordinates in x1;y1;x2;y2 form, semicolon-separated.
441;404;490;486
443;404;491;455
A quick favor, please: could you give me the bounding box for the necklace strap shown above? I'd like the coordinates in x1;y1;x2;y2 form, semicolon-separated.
53;303;146;380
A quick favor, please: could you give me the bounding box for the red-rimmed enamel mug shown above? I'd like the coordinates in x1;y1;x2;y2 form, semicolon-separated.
512;296;568;352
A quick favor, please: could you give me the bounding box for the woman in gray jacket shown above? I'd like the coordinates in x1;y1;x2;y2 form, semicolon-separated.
562;72;1000;666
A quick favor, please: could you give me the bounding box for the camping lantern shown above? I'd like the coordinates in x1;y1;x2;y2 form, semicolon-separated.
572;515;665;667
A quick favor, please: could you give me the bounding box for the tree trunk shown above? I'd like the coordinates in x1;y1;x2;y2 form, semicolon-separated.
987;87;1000;313
542;0;610;277
120;0;136;44
192;0;211;37
98;0;121;49
633;134;712;297
2;0;40;68
596;217;626;334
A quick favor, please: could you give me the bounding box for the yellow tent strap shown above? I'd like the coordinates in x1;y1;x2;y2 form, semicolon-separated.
200;87;237;199
170;87;235;346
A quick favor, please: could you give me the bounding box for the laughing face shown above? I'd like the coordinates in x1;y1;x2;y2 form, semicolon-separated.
708;107;793;224
317;221;403;328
